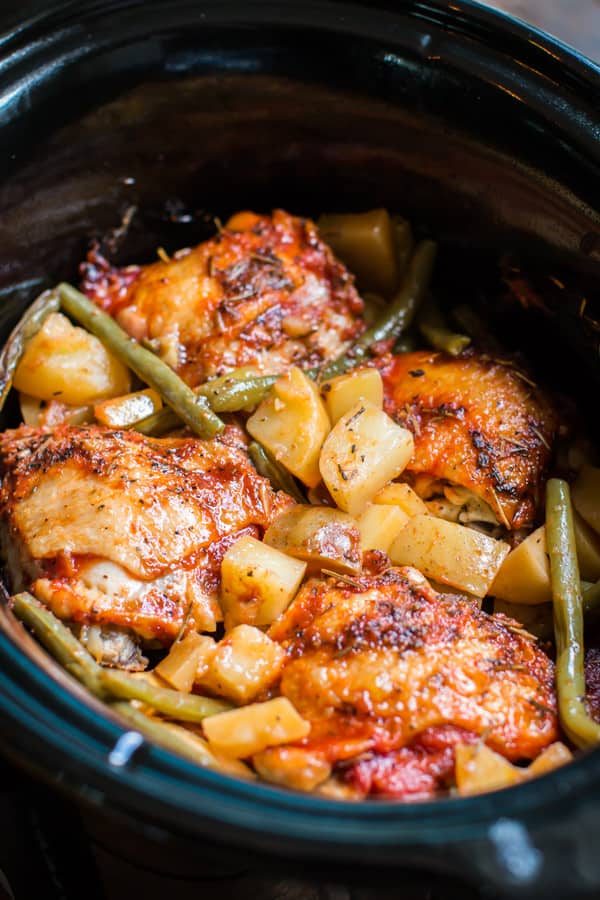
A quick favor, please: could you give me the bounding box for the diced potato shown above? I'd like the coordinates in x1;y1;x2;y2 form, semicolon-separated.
526;742;572;777
264;505;361;576
196;625;286;704
94;388;162;427
220;535;306;629
572;465;600;536
322;368;383;425
252;746;331;792
573;511;600;581
155;633;215;693
247;366;330;487
373;482;428;517
319;401;414;517
19;393;93;427
490;526;552;606
317;209;399;296
203;696;310;759
455;743;522;796
13;312;131;405
389;514;510;598
161;721;254;779
317;777;366;801
357;503;409;553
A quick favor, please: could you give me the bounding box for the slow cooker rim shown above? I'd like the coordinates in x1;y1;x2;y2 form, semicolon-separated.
0;0;599;862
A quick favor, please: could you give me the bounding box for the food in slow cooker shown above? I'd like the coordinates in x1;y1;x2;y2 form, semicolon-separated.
1;207;599;800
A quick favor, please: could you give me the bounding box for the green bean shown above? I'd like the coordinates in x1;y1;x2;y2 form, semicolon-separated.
392;216;414;279
320;239;437;379
99;668;231;722
451;305;504;355
11;592;107;697
57;283;224;439
418;297;470;356
248;441;306;503
546;478;600;748
0;289;61;413
110;702;221;768
133;370;277;436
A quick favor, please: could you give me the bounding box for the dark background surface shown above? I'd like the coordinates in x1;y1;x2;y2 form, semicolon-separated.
0;1;599;899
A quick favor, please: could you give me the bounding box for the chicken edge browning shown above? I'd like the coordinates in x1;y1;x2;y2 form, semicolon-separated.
377;350;557;531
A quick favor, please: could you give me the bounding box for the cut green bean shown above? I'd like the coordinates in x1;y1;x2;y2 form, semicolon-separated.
546;478;600;748
110;702;221;768
0;289;61;413
133;370;277;436
392;216;414;280
248;441;306;503
418;297;470;356
99;668;231;722
58;283;224;439
11;592;107;697
451;305;504;355
320;239;437;379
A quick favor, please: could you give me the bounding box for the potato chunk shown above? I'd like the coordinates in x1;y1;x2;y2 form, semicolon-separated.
94;388;162;427
220;535;306;629
357;503;409;553
373;482;428;517
319;401;414;517
317;209;399;296
196;625;286;704
322;368;383;424
247;366;330;487
252;746;331;791
155;632;215;693
264;505;361;575
19;393;93;427
13;312;130;405
490;526;552;606
573;511;600;581
389;514;509;597
572;465;600;536
455;743;521;796
203;697;310;758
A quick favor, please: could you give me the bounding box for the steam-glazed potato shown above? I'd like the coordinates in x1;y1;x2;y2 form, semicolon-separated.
357;503;409;553
220;535;306;629
322;367;383;424
13;312;131;405
94;388;162;427
373;482;428;517
264;505;361;575
155;632;215;693
319;401;414;517
247;366;330;487
572;465;600;536
490;526;552;606
196;625;286;704
203;697;310;758
317;209;399;296
455;743;522;796
389;514;510;597
19;393;93;427
252;746;331;792
573;511;600;581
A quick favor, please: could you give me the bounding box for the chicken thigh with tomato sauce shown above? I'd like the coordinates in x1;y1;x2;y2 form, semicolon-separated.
377;350;557;530
81;209;365;386
0;425;292;665
269;563;558;798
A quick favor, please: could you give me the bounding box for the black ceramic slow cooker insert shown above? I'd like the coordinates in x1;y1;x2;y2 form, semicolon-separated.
1;2;600;898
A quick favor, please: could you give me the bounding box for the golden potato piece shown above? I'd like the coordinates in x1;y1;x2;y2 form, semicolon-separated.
322;367;383;425
264;505;361;576
490;526;552;606
203;697;310;758
197;625;286;704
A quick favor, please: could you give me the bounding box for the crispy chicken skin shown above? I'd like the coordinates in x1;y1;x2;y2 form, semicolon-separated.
0;425;292;642
377;350;557;529
81;209;365;385
269;565;558;787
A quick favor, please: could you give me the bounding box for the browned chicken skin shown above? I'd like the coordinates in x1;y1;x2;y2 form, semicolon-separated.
377;350;557;529
81;209;365;385
269;565;558;778
0;425;292;642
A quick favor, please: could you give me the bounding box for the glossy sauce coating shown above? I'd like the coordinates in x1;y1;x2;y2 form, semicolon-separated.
378;350;557;529
269;566;558;776
0;425;292;641
81;210;365;385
